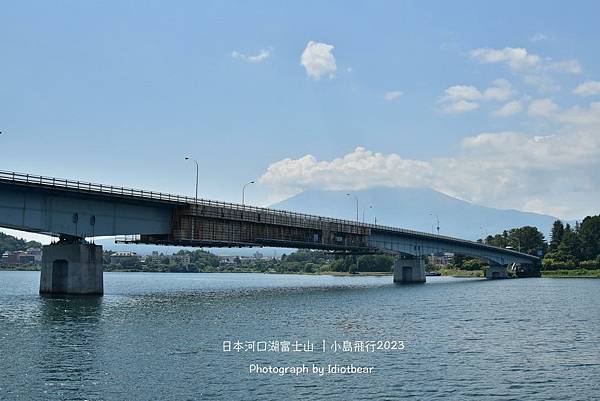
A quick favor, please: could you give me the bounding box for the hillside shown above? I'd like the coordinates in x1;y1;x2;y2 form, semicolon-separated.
270;187;560;240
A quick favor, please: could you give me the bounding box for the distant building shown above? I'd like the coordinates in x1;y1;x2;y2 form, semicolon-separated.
173;254;191;267
110;251;140;265
26;248;42;263
253;251;264;259
18;255;36;264
219;256;238;265
0;248;43;265
149;251;162;263
428;253;454;267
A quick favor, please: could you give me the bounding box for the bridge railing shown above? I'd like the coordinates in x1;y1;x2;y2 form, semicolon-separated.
0;170;537;260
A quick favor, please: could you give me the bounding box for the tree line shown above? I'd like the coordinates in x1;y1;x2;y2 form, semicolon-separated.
0;232;42;254
542;216;600;269
478;215;600;270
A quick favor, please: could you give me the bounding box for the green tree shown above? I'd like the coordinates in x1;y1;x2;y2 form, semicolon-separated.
462;258;488;271
485;232;509;248
553;224;581;262
356;254;395;272
578;215;600;260
330;256;354;272
452;254;466;269
0;232;42;254
549;220;565;251
507;226;546;256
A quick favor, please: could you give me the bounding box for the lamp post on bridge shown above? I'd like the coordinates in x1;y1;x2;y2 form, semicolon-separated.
362;205;373;223
346;193;359;222
184;157;199;203
429;213;440;235
480;226;488;242
242;181;255;205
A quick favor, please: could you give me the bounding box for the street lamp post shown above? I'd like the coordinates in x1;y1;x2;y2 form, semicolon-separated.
430;213;440;235
480;226;488;241
184;157;199;203
346;193;359;222
184;157;200;240
242;181;255;205
362;205;373;223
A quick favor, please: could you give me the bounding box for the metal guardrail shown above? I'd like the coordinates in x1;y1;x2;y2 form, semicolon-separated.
0;169;539;260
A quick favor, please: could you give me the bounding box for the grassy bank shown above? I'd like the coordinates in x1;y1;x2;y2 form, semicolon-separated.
0;265;40;271
4;266;597;278
0;266;393;276
317;271;392;276
438;268;484;278
542;269;600;278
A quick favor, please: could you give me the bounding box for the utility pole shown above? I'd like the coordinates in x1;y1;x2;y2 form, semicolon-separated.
242;181;255;205
184;157;199;203
362;205;373;223
430;213;440;235
346;193;359;222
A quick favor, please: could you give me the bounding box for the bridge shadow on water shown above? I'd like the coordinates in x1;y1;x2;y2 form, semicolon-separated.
38;294;104;321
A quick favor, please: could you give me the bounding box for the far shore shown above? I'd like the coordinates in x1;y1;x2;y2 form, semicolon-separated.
2;266;599;278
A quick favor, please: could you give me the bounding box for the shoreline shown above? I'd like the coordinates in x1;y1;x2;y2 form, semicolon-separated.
0;267;392;276
2;267;599;278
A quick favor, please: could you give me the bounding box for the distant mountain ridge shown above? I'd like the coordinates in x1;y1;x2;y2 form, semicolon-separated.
270;187;560;241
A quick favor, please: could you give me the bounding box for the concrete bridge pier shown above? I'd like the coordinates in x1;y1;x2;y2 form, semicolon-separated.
393;257;426;283
485;264;508;279
40;241;103;295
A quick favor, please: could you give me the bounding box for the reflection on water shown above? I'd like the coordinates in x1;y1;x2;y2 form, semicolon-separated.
37;296;104;393
1;271;600;400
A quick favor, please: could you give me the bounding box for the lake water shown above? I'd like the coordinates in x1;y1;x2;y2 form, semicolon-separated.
1;271;599;400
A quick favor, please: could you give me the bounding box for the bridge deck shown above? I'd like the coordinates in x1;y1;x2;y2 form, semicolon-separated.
0;170;539;263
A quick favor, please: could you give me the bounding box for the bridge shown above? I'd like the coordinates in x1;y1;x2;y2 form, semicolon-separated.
0;170;540;294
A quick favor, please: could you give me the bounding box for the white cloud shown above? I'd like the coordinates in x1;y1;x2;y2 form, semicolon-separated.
482;78;513;101
530;33;548;42
573;80;600;96
469;46;582;92
523;74;560;92
438;80;513;113
260;101;600;219
492;100;523;117
260;147;434;195
441;100;480;114
444;85;482;101
528;98;559;117
231;49;271;63
300;41;337;80
470;47;541;71
557;101;600;126
547;59;582;75
384;91;403;101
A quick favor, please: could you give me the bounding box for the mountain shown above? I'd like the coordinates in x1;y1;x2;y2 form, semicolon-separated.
270;187;560;241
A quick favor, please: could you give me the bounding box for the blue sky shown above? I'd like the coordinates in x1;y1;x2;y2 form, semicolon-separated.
2;0;600;229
